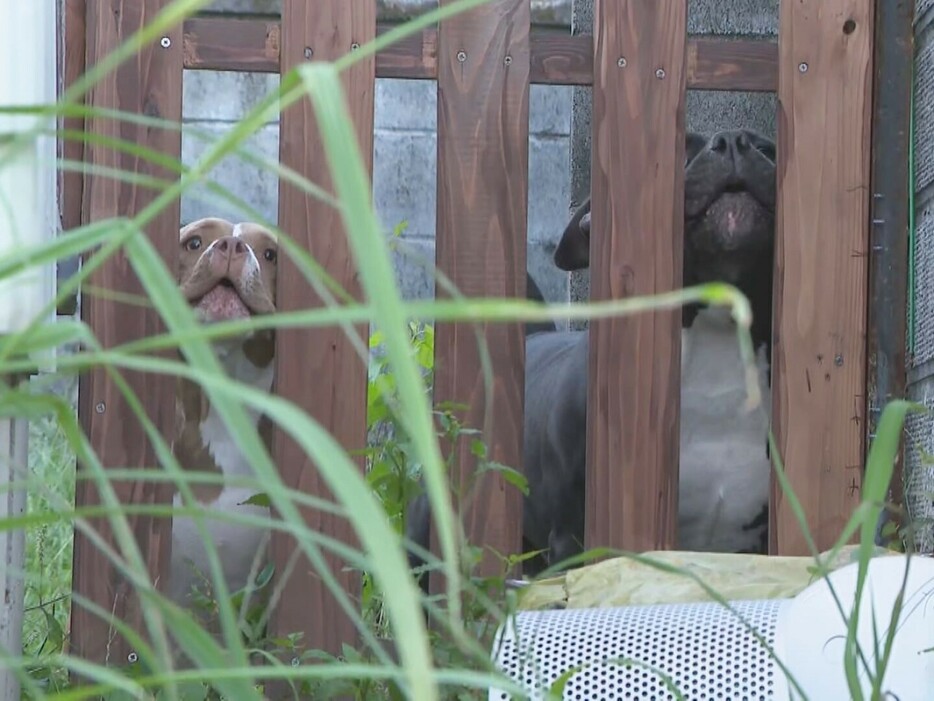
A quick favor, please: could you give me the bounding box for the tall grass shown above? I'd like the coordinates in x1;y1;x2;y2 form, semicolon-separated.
0;0;923;699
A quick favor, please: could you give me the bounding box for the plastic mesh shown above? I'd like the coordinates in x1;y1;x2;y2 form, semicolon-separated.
912;202;934;366
490;599;783;700
916;37;934;196
905;381;934;553
919;0;934;23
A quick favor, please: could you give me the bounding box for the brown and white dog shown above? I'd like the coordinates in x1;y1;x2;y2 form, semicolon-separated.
169;217;278;615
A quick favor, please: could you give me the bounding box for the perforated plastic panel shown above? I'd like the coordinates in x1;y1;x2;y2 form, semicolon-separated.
911;202;934;367
904;384;934;552
916;37;934;196
489;599;785;700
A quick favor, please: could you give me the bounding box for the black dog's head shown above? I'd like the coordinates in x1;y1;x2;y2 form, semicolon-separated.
552;129;777;346
554;129;776;280
681;129;776;289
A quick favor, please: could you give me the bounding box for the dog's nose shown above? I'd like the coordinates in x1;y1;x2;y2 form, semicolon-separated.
215;236;246;257
710;131;750;164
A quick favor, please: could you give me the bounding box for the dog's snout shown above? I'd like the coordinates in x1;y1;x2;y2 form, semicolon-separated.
215;236;246;257
709;131;751;165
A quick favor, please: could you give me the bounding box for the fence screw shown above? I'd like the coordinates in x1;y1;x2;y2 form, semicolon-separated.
159;37;171;49
456;50;467;63
95;402;105;414
291;657;300;667
655;68;666;79
351;42;360;51
617;57;627;67
304;47;314;59
798;62;808;73
127;652;138;664
504;55;512;66
834;354;844;367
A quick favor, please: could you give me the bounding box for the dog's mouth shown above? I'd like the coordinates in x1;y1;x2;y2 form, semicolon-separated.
194;277;254;322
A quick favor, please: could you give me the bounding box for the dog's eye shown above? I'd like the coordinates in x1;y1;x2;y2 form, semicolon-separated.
264;248;277;263
185;236;202;251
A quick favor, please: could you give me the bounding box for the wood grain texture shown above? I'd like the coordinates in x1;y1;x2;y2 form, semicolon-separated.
71;0;183;666
429;0;529;586
57;0;87;316
180;16;776;91
585;0;685;554
270;0;375;664
770;0;873;555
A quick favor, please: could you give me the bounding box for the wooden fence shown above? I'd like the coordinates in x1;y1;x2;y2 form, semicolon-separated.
58;0;900;673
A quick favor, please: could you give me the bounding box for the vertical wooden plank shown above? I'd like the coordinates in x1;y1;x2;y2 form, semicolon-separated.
270;0;375;662
71;0;182;664
771;0;873;554
430;0;529;582
57;0;86;316
585;0;686;554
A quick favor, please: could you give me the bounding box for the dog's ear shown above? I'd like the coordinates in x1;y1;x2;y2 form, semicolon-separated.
554;197;592;272
685;131;707;167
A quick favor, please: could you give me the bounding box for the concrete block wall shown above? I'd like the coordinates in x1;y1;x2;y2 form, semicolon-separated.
905;0;934;552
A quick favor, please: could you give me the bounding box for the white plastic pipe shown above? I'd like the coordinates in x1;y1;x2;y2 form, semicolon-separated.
0;1;60;698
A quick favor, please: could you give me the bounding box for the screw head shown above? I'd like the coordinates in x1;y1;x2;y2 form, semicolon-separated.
304;47;314;59
95;402;105;414
504;55;512;66
617;57;627;67
159;37;171;49
798;62;808;73
834;354;844;367
655;68;666;79
456;50;467;63
351;42;360;51
127;651;138;664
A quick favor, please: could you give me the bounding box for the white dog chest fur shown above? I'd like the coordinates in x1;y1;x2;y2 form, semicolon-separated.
678;305;771;553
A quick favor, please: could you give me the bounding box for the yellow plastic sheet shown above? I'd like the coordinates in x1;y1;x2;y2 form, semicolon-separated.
516;545;896;611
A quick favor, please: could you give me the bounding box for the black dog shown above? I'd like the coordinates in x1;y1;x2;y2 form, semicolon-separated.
407;130;776;579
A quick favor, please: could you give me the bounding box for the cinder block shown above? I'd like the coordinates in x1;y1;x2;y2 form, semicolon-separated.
375;79;437;132
373;129;438;239
180;123;280;226
528;134;572;244
183;70;279;123
530;85;573;136
388;237;437;300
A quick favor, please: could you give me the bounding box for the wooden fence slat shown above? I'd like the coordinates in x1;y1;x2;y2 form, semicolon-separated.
181;17;777;92
71;0;183;665
430;0;529;583
585;0;686;553
770;0;873;555
270;0;375;662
